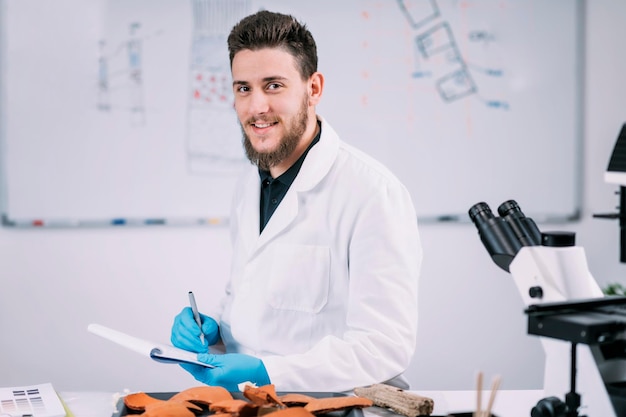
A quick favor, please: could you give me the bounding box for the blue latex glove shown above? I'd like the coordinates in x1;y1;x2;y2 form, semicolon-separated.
180;353;270;392
171;307;220;352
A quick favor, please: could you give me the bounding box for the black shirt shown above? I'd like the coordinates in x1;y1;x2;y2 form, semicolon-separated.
259;122;321;232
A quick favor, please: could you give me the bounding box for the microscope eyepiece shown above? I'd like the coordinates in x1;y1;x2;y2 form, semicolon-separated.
468;201;523;272
470;200;544;272
468;201;493;223
497;199;542;246
497;200;522;216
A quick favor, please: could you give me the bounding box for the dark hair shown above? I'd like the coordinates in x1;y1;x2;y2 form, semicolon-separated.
227;10;318;80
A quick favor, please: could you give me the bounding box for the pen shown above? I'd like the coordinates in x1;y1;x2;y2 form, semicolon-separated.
188;291;205;345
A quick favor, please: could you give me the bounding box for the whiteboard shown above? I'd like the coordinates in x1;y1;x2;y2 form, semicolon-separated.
0;0;583;226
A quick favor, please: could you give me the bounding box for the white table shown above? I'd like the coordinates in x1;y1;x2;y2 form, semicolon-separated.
60;390;544;417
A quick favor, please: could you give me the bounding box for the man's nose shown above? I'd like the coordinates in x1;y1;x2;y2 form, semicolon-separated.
247;91;270;115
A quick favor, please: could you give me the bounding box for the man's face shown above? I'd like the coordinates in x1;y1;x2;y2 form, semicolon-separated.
231;48;313;171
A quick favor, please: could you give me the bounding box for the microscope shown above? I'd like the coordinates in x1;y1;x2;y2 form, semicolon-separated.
469;124;626;417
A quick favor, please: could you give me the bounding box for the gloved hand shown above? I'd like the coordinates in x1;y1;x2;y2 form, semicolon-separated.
180;353;270;392
171;307;220;352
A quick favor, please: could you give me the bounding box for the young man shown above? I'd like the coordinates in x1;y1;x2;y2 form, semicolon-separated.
171;10;422;393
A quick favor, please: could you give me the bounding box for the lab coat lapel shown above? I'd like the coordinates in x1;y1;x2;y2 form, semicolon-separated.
238;116;340;257
255;117;339;250
235;171;262;257
256;190;299;249
234;166;299;257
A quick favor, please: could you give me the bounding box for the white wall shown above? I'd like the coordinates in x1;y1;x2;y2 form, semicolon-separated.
1;0;626;394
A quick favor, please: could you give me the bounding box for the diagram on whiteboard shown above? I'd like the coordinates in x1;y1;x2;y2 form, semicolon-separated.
95;0;251;177
396;0;509;110
1;0;579;221
97;22;161;126
185;0;251;175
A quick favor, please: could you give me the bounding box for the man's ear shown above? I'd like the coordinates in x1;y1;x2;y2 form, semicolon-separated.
308;72;324;106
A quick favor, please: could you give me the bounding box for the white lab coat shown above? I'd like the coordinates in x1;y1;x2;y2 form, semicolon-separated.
218;116;422;392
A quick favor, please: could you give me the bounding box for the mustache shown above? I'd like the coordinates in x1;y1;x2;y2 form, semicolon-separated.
245;116;280;125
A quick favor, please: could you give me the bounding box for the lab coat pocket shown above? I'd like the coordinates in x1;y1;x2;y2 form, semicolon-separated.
268;244;330;313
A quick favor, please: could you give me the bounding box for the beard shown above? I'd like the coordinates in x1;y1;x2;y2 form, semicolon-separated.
242;94;309;171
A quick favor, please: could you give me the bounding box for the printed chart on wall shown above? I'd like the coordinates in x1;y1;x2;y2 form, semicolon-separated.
0;0;582;227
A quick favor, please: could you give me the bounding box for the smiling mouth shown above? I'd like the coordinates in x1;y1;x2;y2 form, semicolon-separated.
253;122;276;128
247;116;279;128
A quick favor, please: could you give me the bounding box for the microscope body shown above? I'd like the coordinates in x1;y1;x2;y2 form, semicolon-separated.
470;126;626;416
509;245;617;417
470;200;625;416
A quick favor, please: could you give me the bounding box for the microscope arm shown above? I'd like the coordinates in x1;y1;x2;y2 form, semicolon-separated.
508;245;604;307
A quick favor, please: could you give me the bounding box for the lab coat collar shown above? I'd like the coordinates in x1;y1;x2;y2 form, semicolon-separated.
290;116;340;192
235;115;341;254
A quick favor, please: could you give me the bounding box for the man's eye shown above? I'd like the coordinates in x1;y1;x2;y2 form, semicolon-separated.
236;85;250;93
267;83;281;90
